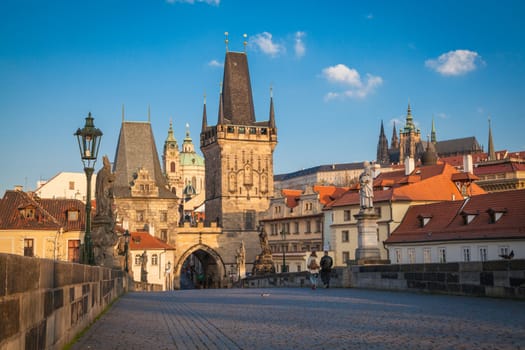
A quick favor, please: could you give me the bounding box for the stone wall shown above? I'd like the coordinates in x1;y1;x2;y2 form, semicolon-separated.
0;253;129;350
242;267;350;288
350;260;525;299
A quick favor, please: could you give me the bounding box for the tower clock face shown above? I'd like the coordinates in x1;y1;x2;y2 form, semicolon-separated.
170;144;175;149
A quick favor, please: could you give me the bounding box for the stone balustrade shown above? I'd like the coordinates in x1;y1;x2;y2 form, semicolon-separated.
0;253;129;349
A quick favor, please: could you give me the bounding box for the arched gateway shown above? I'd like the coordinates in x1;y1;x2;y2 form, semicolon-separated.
174;244;226;290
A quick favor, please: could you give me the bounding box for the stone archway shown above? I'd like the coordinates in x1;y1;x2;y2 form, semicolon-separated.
173;244;226;290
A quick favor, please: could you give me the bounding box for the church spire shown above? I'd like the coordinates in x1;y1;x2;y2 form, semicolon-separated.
166;118;177;143
431;115;437;143
377;120;389;165
268;86;276;128
201;93;208;132
404;102;415;131
488;117;496;161
391;121;399;150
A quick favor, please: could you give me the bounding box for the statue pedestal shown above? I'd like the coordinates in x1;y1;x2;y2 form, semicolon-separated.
354;209;382;264
92;216;119;268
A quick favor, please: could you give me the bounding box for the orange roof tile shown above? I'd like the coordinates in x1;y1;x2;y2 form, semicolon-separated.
386;189;525;244
328;163;485;208
129;231;174;251
0;190;86;231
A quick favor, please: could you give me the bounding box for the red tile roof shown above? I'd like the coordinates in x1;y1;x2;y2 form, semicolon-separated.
313;185;349;206
385;189;525;244
129;231;174;251
281;189;303;208
0;190;86;231
328;163;485;208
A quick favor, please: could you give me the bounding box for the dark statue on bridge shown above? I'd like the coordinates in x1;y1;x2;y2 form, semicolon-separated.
91;155;120;267
252;226;275;275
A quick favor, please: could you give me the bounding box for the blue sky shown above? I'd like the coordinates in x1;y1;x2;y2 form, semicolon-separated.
1;0;524;195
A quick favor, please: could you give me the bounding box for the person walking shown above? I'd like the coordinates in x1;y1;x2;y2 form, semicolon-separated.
307;250;320;290
320;250;333;288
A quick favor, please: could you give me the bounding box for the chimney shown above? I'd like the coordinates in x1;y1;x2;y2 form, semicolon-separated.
405;156;415;175
463;154;473;174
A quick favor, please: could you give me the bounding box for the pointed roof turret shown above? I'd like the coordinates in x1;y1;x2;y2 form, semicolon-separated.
221;51;256;125
182;123;195;153
404;102;416;132
377;120;389;165
431;115;437;143
488;117;496;161
201;93;208;132
391;121;399;149
166;119;177;143
269;86;276;128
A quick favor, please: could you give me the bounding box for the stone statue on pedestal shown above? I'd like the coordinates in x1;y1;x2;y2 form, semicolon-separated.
359;161;374;210
91;155;119;267
252;226;276;275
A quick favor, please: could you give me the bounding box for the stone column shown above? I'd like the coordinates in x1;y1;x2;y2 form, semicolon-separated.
354;209;381;263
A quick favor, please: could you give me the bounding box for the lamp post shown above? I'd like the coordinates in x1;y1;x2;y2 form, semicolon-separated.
75;112;103;265
123;230;131;272
280;228;287;273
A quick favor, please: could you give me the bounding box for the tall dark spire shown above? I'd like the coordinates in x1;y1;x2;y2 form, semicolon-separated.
268;86;276;128
221;51;256;125
377;120;389;164
391;121;399;150
431;115;437;143
488;117;496;161
201;93;208;132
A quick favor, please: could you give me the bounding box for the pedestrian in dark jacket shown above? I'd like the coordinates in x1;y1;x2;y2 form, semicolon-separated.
320;251;333;288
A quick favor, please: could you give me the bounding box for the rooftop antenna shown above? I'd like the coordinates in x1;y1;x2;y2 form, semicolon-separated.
243;33;248;53
224;32;229;52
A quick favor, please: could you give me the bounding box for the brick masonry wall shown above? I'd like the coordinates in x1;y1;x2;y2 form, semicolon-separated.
350;260;525;299
0;253;129;350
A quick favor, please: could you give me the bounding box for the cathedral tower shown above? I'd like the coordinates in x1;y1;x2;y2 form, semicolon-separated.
399;103;423;163
200;50;278;231
376;120;389;165
163;119;181;194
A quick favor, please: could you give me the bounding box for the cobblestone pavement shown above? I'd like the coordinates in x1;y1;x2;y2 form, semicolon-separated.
71;288;525;350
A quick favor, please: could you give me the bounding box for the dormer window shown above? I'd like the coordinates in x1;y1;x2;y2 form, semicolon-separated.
19;206;36;220
67;210;79;221
460;210;478;225
487;208;507;224
417;214;432;227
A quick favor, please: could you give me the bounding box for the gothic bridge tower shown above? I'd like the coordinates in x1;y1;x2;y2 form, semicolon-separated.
200;50;278;232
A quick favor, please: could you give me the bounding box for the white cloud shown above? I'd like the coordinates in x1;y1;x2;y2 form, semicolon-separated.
425;49;484;76
366;13;374;20
294;31;306;58
322;64;383;100
208;59;222;67
250;32;285;57
166;0;220;4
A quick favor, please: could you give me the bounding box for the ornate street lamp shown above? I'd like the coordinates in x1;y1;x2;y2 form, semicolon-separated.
123;230;131;272
75;112;103;265
280;228;287;273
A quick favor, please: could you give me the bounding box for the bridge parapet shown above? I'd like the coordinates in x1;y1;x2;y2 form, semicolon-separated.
0;253;130;349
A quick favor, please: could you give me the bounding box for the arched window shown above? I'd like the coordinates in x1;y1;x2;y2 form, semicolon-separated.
170;161;176;173
152;254;158;265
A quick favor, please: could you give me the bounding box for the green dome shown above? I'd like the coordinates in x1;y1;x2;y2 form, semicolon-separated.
180;152;205;166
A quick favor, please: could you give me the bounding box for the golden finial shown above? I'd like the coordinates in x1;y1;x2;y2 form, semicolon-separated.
224;31;229;52
243;33;248;52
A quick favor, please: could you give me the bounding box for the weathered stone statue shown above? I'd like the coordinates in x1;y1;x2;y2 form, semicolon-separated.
140;251;148;283
91;155;119;267
252;226;275;275
359;161;374;210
